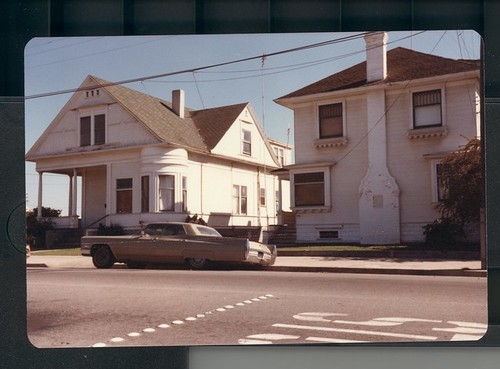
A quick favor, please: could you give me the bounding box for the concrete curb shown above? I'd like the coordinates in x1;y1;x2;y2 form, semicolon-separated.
267;265;486;277
27;261;486;277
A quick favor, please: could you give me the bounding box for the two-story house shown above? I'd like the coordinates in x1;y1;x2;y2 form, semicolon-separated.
26;75;291;233
275;32;481;244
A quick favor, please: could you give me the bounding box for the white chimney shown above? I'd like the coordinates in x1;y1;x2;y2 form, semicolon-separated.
172;89;185;118
364;32;388;82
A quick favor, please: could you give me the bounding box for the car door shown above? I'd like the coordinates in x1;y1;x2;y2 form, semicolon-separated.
151;224;188;263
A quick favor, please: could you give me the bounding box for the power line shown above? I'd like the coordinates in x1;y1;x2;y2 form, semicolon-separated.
25;32;369;100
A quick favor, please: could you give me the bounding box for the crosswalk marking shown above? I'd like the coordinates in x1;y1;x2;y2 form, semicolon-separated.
272;323;439;341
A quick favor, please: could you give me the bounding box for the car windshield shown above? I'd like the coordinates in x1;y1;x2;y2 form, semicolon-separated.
195;225;222;237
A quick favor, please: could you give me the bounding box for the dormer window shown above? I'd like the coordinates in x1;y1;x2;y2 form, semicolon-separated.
80;113;106;146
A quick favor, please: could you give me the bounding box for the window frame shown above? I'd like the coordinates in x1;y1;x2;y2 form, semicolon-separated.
158;174;175;212
116;178;133;214
232;184;248;215
79;109;106;147
291;166;331;210
317;101;345;139
411;88;444;129
141;175;150;213
431;160;451;203
242;129;252;156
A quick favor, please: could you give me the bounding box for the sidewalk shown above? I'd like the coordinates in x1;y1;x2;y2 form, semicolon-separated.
26;254;486;277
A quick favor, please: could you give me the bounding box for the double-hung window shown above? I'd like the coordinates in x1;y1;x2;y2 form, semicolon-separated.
233;185;248;214
413;89;442;128
319;103;343;138
116;178;133;213
436;163;450;201
294;172;325;207
80;113;106;146
159;175;175;211
242;130;252;155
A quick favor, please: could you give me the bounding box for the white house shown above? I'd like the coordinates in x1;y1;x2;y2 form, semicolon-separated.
275;32;481;244
26;75;291;232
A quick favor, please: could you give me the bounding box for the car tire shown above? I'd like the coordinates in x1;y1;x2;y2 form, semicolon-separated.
186;257;209;270
92;246;115;269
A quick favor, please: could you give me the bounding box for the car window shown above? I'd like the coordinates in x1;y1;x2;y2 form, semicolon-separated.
144;224;165;236
195;225;222;237
162;224;185;236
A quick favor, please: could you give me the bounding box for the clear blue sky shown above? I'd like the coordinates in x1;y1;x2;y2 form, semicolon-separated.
24;30;481;214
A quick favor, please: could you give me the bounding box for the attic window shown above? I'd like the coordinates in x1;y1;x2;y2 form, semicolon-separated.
85;89;100;98
80;113;106;146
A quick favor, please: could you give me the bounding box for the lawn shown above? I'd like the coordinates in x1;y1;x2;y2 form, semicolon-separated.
31;248;81;256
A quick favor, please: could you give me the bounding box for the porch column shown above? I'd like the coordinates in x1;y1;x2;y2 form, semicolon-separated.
37;171;43;219
72;168;78;216
277;178;283;224
68;173;73;216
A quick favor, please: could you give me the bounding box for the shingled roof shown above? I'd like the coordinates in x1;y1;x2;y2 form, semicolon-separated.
89;75;249;152
277;47;480;100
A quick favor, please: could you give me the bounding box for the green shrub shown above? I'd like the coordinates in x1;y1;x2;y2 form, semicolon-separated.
97;223;125;235
423;218;464;247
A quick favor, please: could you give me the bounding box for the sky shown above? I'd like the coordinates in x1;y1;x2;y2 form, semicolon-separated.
24;30;481;215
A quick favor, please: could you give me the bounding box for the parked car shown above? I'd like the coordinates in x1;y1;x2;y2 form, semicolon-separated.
81;222;277;269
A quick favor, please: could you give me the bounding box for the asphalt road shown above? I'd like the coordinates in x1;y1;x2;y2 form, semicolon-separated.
26;268;487;348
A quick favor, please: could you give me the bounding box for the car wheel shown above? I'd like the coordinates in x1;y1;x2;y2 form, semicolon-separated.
127;261;146;269
186;257;209;269
92;246;115;269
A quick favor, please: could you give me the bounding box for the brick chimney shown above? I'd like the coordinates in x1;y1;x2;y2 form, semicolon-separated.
172;89;185;118
364;32;388;82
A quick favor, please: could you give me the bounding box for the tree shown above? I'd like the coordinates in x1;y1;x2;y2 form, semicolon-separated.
26;207;61;248
436;138;483;227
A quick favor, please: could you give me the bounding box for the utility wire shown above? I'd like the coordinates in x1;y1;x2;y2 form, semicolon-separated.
25;32;369;100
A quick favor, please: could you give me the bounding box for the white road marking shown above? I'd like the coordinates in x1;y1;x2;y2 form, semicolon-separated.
306;337;369;343
432;327;486;334
375;317;442;323
451;334;483;341
247;333;300;340
333;320;402;327
238;339;272;345
92;294;276;347
447;321;488;329
293;312;348;322
273;323;438;341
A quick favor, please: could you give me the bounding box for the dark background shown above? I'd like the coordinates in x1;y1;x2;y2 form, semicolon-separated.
1;1;499;368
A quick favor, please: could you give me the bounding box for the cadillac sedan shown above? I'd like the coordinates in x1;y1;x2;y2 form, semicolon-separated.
81;222;277;269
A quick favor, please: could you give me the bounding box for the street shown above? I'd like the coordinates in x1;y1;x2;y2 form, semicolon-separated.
27;267;487;347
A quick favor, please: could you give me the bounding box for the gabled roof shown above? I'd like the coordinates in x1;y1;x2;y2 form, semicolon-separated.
277;47;480;100
190;102;249;149
89;76;209;151
88;76;251;152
